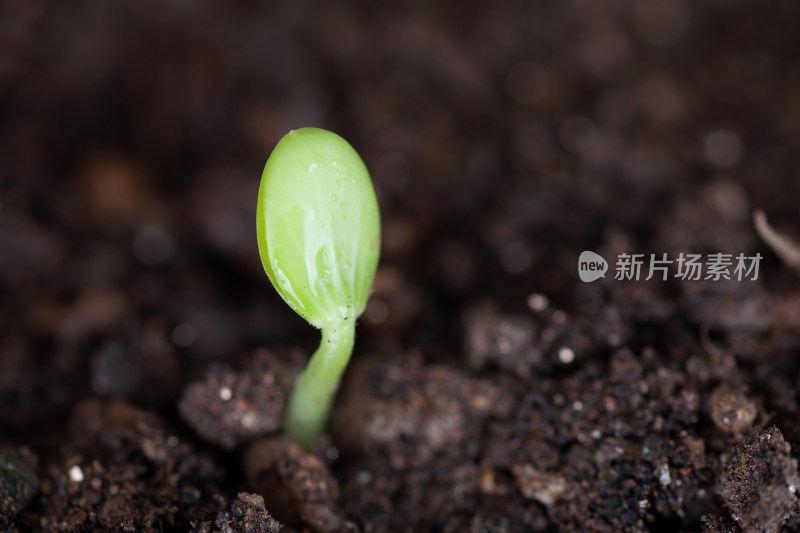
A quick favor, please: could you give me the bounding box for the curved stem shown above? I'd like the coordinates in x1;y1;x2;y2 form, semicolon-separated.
285;319;355;449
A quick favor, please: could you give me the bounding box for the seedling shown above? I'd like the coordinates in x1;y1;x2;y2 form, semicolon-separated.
256;127;380;449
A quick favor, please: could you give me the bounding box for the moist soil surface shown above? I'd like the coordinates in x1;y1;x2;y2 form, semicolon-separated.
2;1;800;532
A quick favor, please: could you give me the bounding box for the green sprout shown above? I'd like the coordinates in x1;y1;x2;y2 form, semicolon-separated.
256;127;380;449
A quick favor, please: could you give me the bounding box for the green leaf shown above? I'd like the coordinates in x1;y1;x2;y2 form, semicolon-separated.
256;127;380;329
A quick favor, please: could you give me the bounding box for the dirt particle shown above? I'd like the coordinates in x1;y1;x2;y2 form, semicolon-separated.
0;447;37;530
98;494;133;529
709;382;757;435
68;465;84;483
179;350;302;449
511;463;567;507
464;304;541;378
336;355;513;465
244;436;355;533
193;492;282;533
720;426;800;533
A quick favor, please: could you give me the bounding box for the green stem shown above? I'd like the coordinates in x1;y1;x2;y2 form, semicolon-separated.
285;319;355;449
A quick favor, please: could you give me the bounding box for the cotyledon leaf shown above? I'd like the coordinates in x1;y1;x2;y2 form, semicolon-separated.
256;127;381;330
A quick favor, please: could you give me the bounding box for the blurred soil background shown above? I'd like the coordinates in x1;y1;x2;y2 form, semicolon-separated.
1;1;800;532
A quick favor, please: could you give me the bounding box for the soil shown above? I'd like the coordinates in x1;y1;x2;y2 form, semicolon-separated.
2;1;800;532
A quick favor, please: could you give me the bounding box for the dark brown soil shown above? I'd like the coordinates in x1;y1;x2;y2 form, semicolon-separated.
2;1;800;532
